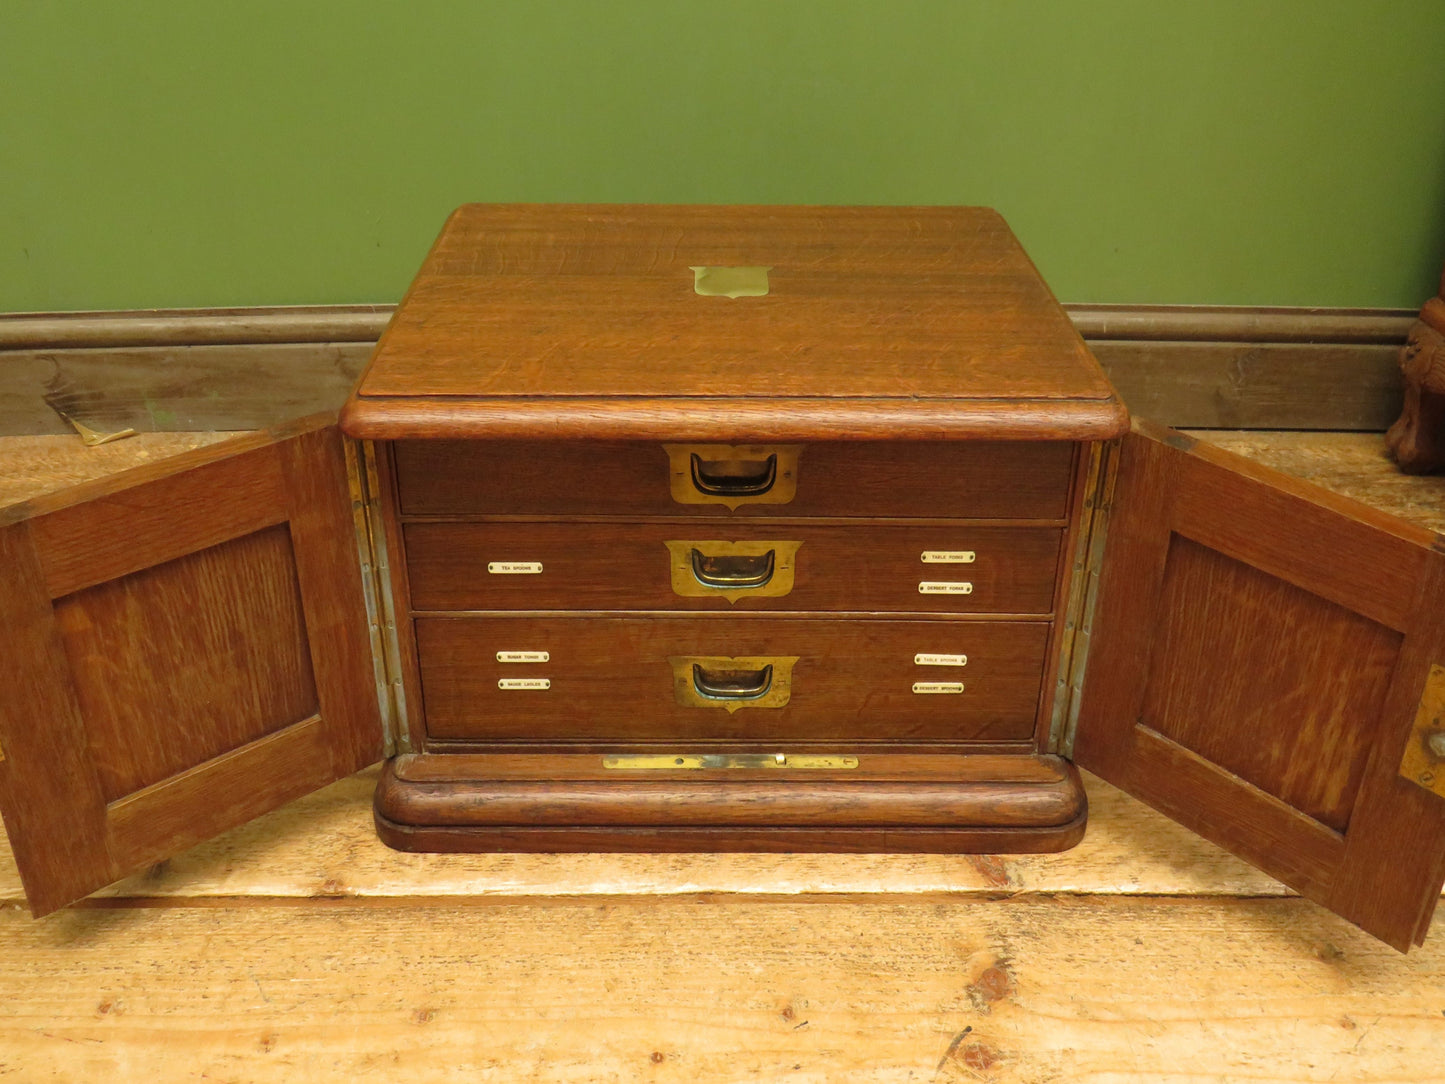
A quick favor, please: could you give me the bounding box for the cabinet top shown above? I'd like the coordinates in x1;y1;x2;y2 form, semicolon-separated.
341;204;1127;441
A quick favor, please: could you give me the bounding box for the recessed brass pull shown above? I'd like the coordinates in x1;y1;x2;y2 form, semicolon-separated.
691;452;777;497
669;655;798;712
603;752;858;770
663;445;802;509
692;547;775;588
664;540;801;602
693;662;773;700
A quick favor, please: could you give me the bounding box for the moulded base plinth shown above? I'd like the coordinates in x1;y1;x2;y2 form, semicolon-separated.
373;751;1088;854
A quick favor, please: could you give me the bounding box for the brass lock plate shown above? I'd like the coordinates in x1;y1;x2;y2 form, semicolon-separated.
1399;664;1445;800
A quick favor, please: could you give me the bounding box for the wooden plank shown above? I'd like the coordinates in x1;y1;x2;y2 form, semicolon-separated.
0;309;1414;436
1;302;1415;350
1184;431;1445;533
0;305;392;348
1093;339;1406;429
0;342;370;435
1067;304;1415;343
0;769;1297;902
0;897;1438;1082
0;432;238;508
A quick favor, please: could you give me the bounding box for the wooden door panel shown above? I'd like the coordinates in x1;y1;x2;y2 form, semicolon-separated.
0;417;382;915
1074;421;1445;950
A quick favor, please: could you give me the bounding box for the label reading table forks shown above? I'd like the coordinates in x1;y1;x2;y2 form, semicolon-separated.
921;551;976;564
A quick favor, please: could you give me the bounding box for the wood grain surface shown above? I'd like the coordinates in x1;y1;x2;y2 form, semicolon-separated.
1075;424;1445;950
393;439;1076;519
404;521;1061;614
0;420;382;915
414;615;1049;744
357;205;1114;404
0;769;1441;1083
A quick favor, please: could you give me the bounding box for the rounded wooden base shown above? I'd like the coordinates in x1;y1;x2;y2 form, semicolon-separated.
373;752;1088;854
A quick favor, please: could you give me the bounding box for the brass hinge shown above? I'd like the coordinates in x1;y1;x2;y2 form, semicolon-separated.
344;438;413;755
1048;439;1120;757
1399;664;1445;800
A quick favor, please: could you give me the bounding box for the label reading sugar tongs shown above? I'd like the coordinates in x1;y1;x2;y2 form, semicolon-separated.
497;651;550;663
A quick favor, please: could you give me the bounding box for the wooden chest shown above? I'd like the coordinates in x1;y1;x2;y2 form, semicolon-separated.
2;205;1443;952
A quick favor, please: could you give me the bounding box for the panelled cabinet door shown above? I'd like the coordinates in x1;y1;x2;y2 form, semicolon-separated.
1074;421;1445;950
0;416;383;915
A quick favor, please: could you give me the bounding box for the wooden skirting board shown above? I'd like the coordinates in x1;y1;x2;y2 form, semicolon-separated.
0;304;1416;436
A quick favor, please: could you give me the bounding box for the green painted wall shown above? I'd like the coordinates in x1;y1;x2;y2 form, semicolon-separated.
4;1;1444;312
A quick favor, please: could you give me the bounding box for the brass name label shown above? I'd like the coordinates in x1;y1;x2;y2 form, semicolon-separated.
690;265;771;298
498;678;551;691
914;653;968;667
919;581;974;595
912;681;965;695
496;651;550;663
488;561;543;574
921;551;976;564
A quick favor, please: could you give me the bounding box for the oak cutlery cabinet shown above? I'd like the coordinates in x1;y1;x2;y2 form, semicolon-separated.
2;205;1443;950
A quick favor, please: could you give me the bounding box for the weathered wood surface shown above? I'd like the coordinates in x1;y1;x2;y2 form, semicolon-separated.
0;896;1439;1082
0;432;236;507
1095;340;1405;430
0;768;1288;901
1191;431;1445;533
0;342;371;435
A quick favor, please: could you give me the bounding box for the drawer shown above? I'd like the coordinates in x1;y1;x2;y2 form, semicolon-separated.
405;522;1061;614
415;616;1049;744
393;440;1074;519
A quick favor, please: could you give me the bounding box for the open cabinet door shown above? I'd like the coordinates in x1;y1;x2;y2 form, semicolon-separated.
1074;420;1445;950
0;416;384;915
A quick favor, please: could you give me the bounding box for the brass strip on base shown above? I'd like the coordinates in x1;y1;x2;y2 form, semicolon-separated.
603;753;858;770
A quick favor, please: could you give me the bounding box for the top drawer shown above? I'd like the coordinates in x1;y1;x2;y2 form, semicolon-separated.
393;440;1075;520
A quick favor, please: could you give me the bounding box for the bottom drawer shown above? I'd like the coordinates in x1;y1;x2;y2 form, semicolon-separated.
415;616;1050;743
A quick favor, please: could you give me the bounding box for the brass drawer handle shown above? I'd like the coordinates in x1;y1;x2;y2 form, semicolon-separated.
691;547;775;588
691;452;777;497
669;654;798;712
664;444;802;509
664;540;802;602
693;662;773;701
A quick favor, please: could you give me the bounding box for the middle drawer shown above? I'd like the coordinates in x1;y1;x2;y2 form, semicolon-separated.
405;522;1062;614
